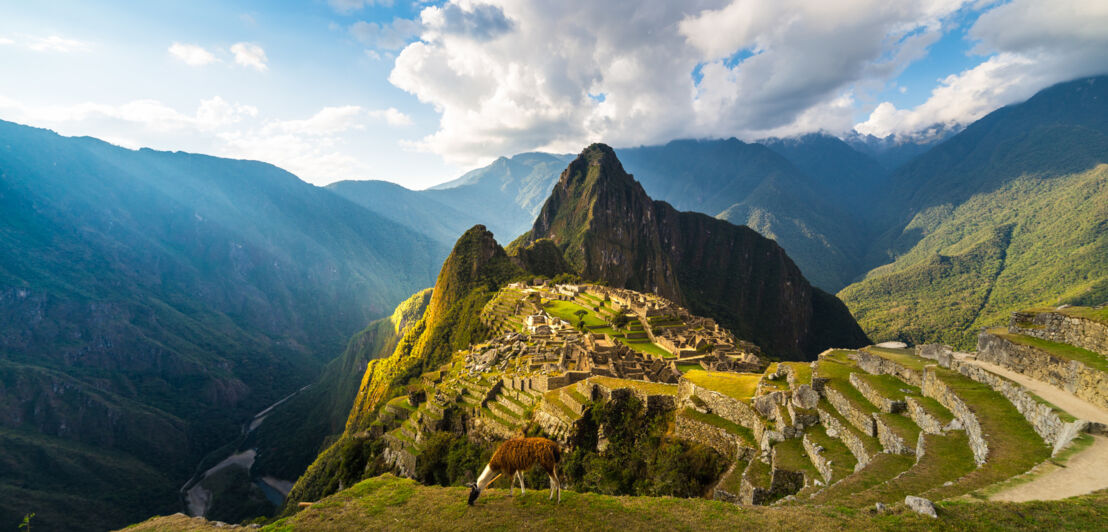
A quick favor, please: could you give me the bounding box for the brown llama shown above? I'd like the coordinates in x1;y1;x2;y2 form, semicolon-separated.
467;437;562;505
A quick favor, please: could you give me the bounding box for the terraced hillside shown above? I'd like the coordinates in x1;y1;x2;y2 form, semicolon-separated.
130;305;1108;530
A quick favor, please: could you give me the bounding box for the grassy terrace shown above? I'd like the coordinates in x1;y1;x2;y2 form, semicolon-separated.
386;395;416;412
988;328;1108;373
780;361;813;387
542;389;578;419
862;346;930;371
683;370;759;402
564;388;589;406
842;431;976;507
480;406;513;427
1051;305;1108;326
761;363;790;391
590;376;677;396
125;474;1108;531
816;398;883;456
616;337;674;358
803;425;856;481
678;408;755;447
544;299;609;328
716;459;749;495
809;452;917;505
909;395;956;425
921;367;1050;500
856;373;921;400
744;458;773;490
774;438;820;481
676;362;702;373
816;352;881;418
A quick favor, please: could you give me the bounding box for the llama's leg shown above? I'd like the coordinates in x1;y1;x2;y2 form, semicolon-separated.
553;465;561;502
516;471;526;495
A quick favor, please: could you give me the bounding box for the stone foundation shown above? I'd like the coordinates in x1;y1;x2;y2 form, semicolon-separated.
905;397;944;435
817;407;872;470
977;331;1108;410
1010;310;1108;357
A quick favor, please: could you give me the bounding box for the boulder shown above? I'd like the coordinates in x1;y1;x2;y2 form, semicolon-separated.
792;384;819;409
904;495;937;518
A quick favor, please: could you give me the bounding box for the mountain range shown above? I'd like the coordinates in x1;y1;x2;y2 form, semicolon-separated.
2;74;1107;530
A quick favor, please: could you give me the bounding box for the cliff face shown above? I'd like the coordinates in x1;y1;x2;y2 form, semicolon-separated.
524;144;868;359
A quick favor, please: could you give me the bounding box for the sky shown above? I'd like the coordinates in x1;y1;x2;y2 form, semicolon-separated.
1;0;1106;189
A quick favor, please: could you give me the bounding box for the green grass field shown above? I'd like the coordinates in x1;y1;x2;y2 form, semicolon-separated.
125;473;1108;531
683;370;759;402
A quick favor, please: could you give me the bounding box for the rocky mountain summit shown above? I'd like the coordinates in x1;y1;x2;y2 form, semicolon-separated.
518;143;869;359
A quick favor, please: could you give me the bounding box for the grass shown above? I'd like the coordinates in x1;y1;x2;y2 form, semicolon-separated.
761;363;790;391
840;432;977;507
816;353;881;418
1056;305;1108;326
861;346;931;371
542;389;578;419
855;373;921;400
780;362;813;387
773;438;820;481
907;395;956;425
744;459;773;490
816;398;883;457
543;299;609;328
809;452;917;505
590;376;677;396
921;367;1051;500
682;370;760;402
716;460;749;495
129;473;1108;531
678;408;755;447
676;362;702;373
615;337;674;358
989;329;1108;374
803;425;857;482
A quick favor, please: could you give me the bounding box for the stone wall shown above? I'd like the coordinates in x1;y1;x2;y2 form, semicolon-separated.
854;350;923;386
922;367;988;465
678;378;767;444
802;433;834;482
916;344;955;368
817;407;872;470
849;373;906;414
977;331;1108;410
874;414;915;455
674;413;756;460
824;387;876;436
905;397;944;435
953;361;1087;455
1010;311;1108;357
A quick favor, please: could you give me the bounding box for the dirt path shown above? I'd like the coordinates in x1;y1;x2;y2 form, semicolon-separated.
959;358;1108;502
990;435;1108;502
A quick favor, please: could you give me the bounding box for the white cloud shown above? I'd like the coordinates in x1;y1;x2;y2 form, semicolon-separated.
231;42;268;71
264;105;366;135
328;0;393;14
0;94;378;183
387;0;974;166
350;18;421;50
369;107;413;126
169;42;218;66
0;34;91;53
26;35;91;53
856;0;1108;139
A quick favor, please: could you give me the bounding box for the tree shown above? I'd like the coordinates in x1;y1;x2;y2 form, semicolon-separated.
612;313;630;329
19;513;34;532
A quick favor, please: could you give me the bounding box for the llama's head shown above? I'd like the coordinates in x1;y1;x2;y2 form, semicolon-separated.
467;482;480;505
